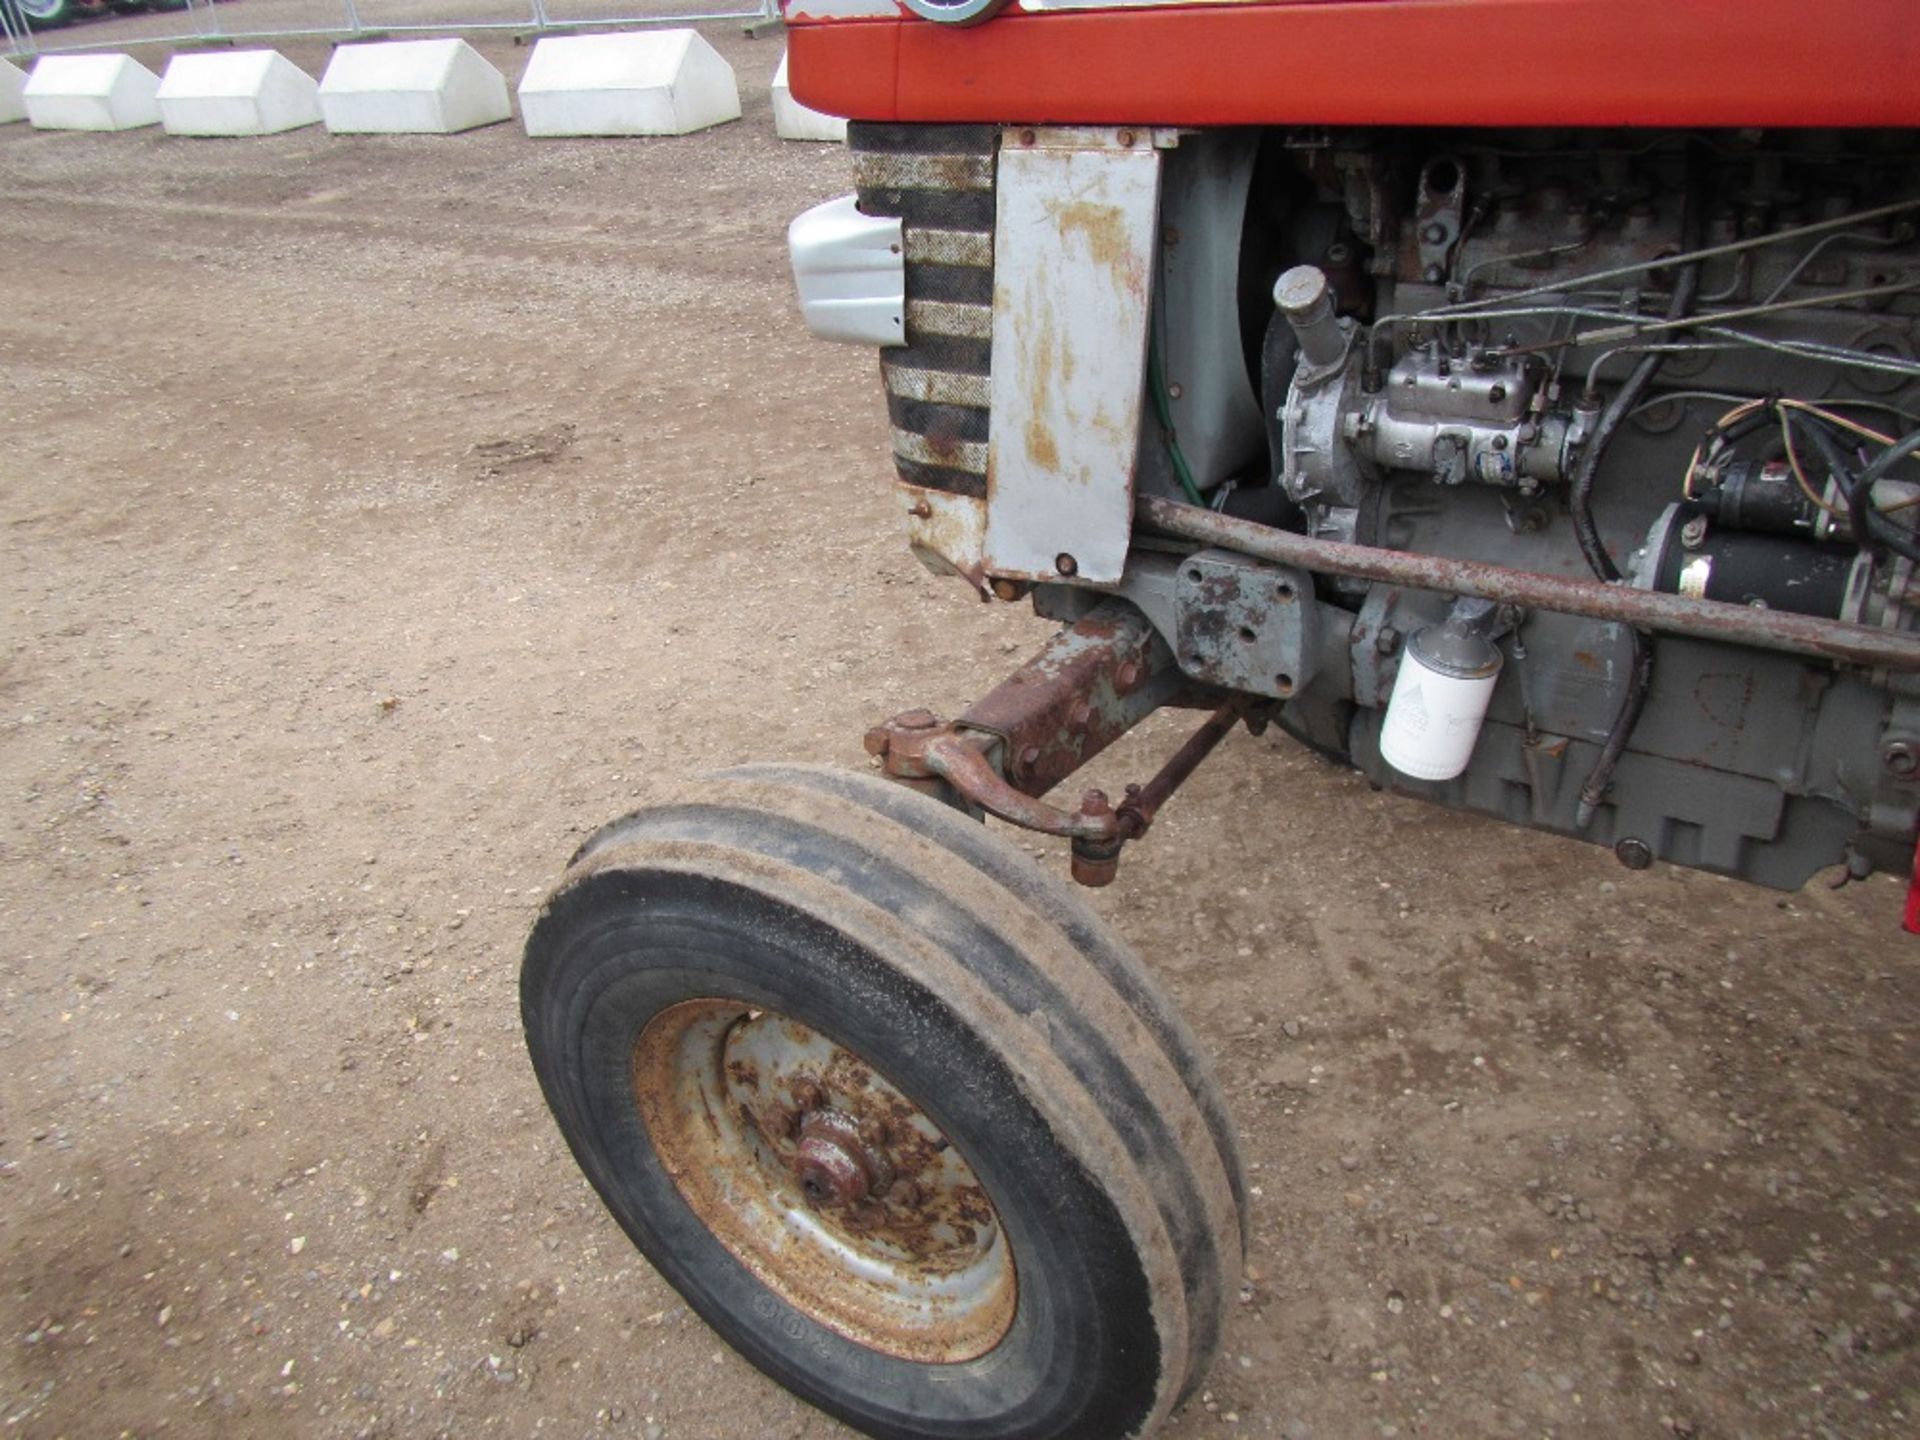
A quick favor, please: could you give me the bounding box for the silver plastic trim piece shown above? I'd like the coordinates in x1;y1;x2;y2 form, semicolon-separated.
787;194;907;348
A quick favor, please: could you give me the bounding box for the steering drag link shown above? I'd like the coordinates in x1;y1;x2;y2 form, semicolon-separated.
863;601;1263;886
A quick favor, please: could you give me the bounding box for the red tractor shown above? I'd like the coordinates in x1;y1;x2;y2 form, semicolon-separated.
522;5;1920;1436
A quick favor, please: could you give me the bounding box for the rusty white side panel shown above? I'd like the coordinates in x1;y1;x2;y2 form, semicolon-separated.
983;129;1162;585
899;484;990;593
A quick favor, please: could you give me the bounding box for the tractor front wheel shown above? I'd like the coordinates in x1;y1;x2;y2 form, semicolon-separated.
521;764;1244;1439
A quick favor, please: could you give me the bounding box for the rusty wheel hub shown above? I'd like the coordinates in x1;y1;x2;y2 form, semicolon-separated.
631;1000;1017;1363
795;1110;892;1208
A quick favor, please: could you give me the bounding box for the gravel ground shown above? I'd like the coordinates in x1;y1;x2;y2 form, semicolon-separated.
2;21;1916;1440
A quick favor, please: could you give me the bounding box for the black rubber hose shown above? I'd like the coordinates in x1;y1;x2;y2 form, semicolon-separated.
1791;409;1880;560
1854;428;1920;564
1568;261;1704;582
1575;628;1654;829
1568;174;1703;827
1860;427;1920;484
1567;302;1693;824
1569;157;1706;584
1793;414;1920;566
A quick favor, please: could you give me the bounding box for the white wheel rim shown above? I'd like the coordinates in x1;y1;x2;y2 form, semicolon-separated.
632;999;1018;1363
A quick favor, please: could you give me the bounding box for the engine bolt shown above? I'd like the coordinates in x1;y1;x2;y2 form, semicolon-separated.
1614;837;1654;871
1055;552;1079;576
1115;660;1145;693
895;709;938;731
1884;740;1918;778
1680;515;1710;550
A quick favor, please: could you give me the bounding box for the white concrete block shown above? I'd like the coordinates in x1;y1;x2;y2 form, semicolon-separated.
159;50;321;137
319;39;510;135
771;50;845;144
24;54;162;132
518;30;740;138
0;58;28;126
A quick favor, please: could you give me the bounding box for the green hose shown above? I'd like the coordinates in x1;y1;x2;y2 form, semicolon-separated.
1147;328;1206;506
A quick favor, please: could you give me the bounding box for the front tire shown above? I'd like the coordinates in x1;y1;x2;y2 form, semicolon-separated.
522;765;1243;1439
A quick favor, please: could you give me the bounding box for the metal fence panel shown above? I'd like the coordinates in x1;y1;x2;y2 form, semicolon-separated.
2;0;776;61
3;0;233;60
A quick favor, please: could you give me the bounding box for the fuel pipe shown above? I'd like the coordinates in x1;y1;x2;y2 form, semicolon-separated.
1136;495;1920;672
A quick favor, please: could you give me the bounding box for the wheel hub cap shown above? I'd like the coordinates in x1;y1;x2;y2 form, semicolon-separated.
795;1110;888;1208
631;1000;1017;1363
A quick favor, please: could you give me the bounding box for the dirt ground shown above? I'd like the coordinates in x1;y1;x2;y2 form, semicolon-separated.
3;22;1917;1440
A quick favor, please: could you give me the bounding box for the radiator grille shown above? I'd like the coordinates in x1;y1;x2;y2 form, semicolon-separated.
850;122;998;500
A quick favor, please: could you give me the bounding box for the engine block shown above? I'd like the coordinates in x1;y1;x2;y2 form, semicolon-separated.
816;122;1920;893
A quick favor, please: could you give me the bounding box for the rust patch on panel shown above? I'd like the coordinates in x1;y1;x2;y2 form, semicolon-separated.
1024;415;1061;471
1051;200;1129;271
900;483;989;593
1050;198;1150;302
1693;672;1757;733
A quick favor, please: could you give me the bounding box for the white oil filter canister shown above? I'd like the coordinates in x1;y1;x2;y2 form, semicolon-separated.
1379;608;1504;782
